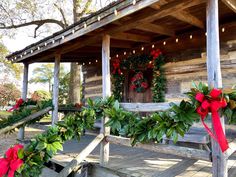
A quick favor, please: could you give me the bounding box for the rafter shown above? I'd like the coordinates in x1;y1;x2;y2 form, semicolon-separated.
151;2;204;29
173;10;204;29
107;0;206;35
135;23;175;36
222;0;236;13
111;32;151;43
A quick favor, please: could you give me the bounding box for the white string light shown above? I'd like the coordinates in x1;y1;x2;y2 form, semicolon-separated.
222;27;225;32
72;29;75;34
89;62;91;64
98;16;101;21
152;44;155;48
175;38;179;43
205;32;207;36
133;50;136;54
62;36;65;40
114;9;118;16
83;63;85;65
133;0;136;5
52;39;55;44
116;54;119;58
141;46;144;51
38;46;40;50
163;41;166;45
31;50;33;53
124;51;126;55
96;60;98;63
84;23;87;28
190;35;193;39
24;52;27;55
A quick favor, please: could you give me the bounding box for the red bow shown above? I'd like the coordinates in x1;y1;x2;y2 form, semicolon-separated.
7;98;24;112
149;49;162;68
112;59;122;75
0;144;24;177
195;89;228;152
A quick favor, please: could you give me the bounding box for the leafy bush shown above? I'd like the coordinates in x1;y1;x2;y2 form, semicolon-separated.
31;90;51;101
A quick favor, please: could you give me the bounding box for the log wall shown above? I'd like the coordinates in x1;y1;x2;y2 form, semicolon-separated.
82;49;236;102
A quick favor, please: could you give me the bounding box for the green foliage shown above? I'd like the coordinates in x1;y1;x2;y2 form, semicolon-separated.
112;52;166;102
31;90;51;101
0;83;21;107
7;83;236;176
0;99;52;132
152;54;166;102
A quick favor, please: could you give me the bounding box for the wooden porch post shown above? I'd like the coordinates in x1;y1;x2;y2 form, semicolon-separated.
18;62;29;140
52;54;61;126
206;0;227;176
100;34;111;166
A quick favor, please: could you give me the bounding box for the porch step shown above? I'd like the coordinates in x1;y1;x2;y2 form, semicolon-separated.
40;167;58;177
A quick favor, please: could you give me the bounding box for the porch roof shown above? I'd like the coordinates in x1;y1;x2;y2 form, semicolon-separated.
6;0;236;64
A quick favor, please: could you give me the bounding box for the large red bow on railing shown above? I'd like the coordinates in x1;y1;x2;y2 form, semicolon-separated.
0;144;24;177
7;98;24;112
112;59;122;75
195;88;229;152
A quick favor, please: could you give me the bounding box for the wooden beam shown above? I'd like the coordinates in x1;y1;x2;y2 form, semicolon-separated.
57;134;104;177
120;102;176;112
207;0;228;176
173;10;205;29
135;23;175;36
18;63;29;140
111;32;151;43
0;107;52;135
222;0;236;13
150;2;204;29
106;135;211;162
100;35;111;166
52;54;60;126
108;0;206;35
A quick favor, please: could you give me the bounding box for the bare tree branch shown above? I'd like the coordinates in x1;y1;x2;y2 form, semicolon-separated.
54;3;68;27
0;19;66;30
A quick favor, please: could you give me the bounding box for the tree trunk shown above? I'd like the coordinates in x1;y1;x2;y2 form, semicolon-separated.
68;0;82;104
69;64;81;104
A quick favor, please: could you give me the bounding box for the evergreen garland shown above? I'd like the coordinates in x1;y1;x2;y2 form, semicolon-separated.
112;49;166;102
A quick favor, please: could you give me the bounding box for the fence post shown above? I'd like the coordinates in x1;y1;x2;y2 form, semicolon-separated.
100;34;111;166
206;0;227;176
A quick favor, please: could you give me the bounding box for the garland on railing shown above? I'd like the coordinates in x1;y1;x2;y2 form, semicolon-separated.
1;83;236;176
0;99;52;132
0;97;113;177
112;49;166;102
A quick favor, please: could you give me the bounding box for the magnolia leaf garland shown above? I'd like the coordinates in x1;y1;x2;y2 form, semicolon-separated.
2;83;236;176
112;49;166;102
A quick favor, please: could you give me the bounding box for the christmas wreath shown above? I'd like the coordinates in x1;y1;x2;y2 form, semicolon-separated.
112;49;166;102
130;71;148;93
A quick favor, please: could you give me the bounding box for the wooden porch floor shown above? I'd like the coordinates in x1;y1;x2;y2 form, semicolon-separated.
55;134;236;177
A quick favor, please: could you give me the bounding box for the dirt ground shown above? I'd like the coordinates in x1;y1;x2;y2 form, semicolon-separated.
0;126;45;157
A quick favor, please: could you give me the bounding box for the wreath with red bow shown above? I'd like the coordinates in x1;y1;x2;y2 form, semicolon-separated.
130;71;149;93
112;49;166;102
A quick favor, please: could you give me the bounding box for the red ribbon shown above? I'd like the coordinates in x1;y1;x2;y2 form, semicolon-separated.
195;89;229;152
112;59;122;75
149;49;162;68
0;144;24;177
7;98;24;112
